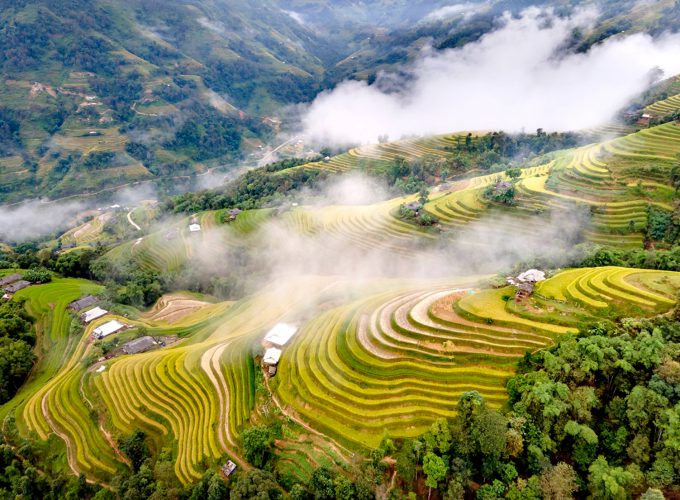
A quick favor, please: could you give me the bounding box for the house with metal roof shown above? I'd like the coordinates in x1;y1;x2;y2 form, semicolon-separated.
82;306;108;323
263;323;298;347
263;347;282;366
92;320;126;340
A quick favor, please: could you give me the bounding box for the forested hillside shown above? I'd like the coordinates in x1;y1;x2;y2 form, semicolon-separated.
0;0;336;202
2;0;679;203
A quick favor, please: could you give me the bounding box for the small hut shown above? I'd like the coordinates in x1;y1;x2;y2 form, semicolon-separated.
3;280;30;294
121;336;157;355
0;274;22;287
69;295;98;312
82;306;108;323
221;460;237;477
228;208;242;221
92;320;127;340
507;269;546;302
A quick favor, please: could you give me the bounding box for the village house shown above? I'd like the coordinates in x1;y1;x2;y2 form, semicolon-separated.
82;306;108;323
121;336;157;355
227;208;242;221
3;280;31;294
263;323;298;348
221;460;237;477
263;347;282;376
92;319;127;340
68;295;98;312
0;273;22;287
638;113;651;126
261;323;298;376
404;201;422;212
507;269;546;302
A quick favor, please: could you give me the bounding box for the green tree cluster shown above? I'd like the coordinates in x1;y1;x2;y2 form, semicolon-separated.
0;299;35;403
390;315;680;499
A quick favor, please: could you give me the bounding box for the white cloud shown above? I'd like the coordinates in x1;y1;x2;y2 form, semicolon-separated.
302;7;680;145
423;2;489;22
283;10;306;26
0;199;85;242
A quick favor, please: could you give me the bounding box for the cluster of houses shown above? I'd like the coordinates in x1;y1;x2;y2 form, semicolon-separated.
69;296;131;340
1;273;31;300
70;295;160;355
506;269;546;301
261;323;299;377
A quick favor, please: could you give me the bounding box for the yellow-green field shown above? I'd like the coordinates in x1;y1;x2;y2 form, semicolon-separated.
1;267;677;483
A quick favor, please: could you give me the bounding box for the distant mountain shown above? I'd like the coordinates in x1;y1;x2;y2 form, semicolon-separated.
0;0;677;203
0;0;337;202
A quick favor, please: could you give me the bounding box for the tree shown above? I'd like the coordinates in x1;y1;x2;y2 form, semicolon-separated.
472;409;507;459
118;430;150;472
23;267;51;283
427;418;452;454
334;475;355;500
587;456;634;500
505;167;522;180
309;467;335;500
422;452;448;500
206;472;228;500
242;426;273;468
231;469;280;500
539;462;578;499
418;187;429;206
53;249;98;278
289;484;310;500
396;440;418;485
0;338;35;403
443;479;465;500
476;479;506;499
640;488;665;500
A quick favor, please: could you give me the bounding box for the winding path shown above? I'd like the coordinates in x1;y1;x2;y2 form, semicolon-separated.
127;210;141;231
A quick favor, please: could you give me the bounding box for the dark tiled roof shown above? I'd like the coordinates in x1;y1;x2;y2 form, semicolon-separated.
122;336;157;355
68;295;98;311
4;280;30;293
0;274;22;286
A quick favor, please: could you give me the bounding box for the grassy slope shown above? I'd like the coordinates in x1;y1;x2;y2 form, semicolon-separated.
2;267;677;483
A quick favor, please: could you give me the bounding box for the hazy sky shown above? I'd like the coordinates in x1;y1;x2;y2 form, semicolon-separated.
303;7;680;145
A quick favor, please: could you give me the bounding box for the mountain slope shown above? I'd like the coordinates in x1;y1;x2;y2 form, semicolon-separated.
0;0;338;202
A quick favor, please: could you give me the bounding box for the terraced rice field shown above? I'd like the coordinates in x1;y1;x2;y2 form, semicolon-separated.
111;201;434;272
61;212;113;245
103;117;680;269
275;432;347;484
0;280;111;477
272;267;678;449
2;268;677;483
425;163;552;228
51;127;128;155
505;123;680;247
0;155;30;185
604;121;680;161
646;94;680;117
297;133;470;174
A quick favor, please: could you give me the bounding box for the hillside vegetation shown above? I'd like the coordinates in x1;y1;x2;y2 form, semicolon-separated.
1;267;677;489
